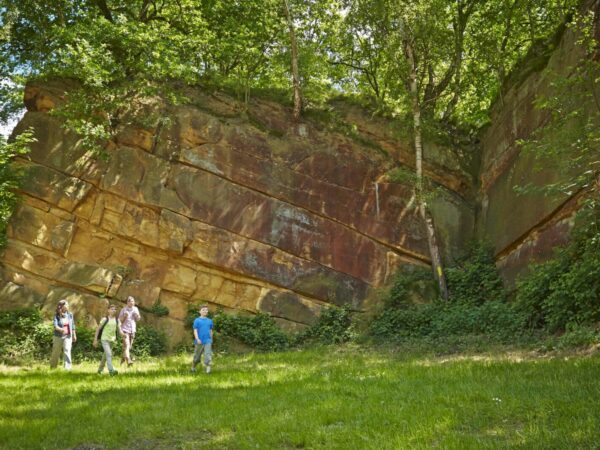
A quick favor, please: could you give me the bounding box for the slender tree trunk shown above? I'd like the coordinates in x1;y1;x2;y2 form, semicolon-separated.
404;38;449;300
283;0;302;122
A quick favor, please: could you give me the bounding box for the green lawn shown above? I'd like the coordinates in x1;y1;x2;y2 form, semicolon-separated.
1;347;599;449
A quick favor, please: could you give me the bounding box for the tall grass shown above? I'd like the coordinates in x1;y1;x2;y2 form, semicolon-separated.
1;347;599;449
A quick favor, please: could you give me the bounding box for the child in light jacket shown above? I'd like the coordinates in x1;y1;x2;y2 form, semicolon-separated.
93;304;123;376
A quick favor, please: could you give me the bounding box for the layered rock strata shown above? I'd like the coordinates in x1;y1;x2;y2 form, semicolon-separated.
1;83;473;344
477;15;599;287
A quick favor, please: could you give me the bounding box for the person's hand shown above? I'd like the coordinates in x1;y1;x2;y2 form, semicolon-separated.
73;335;77;343
122;311;130;319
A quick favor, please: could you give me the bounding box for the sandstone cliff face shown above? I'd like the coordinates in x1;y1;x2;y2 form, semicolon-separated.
0;84;473;344
2;9;595;343
477;16;598;288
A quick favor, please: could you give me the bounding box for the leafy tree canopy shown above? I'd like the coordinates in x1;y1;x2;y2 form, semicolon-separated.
0;0;579;133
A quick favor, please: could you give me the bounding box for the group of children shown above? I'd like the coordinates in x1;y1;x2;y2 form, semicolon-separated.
50;297;213;375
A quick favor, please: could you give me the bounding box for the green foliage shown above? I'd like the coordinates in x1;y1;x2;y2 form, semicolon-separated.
133;325;168;358
514;210;600;333
446;242;506;305
508;16;599;334
0;308;52;363
0;130;34;248
70;325;103;361
555;325;600;350
193;305;357;351
296;305;356;345
515;12;599;199
148;300;169;317
370;300;525;343
0;0;576;140
0;308;167;364
371;242;522;341
385;266;436;308
213;311;289;352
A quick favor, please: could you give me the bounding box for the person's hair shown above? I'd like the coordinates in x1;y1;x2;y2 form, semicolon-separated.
108;304;117;309
55;299;68;318
199;305;208;310
127;296;135;302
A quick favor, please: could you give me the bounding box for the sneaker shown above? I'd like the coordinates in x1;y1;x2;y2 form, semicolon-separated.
97;369;103;375
205;365;211;374
109;370;118;376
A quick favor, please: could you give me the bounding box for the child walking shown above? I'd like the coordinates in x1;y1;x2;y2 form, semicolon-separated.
119;296;141;366
191;305;213;374
93;304;122;376
50;299;77;370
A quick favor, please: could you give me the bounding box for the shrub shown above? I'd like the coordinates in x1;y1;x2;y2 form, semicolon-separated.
133;325;168;357
370;242;523;342
446;242;505;305
71;326;104;361
555;325;600;350
386;267;436;307
370;303;436;339
0;308;52;363
370;300;525;342
514;212;600;332
296;305;356;345
213;311;289;352
149;300;170;317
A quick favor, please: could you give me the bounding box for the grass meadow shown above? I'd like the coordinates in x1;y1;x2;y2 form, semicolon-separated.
1;347;599;449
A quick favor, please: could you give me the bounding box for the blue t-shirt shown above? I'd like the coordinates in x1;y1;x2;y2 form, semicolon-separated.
193;317;213;344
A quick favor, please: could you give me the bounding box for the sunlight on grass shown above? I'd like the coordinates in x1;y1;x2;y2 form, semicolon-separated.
1;348;599;449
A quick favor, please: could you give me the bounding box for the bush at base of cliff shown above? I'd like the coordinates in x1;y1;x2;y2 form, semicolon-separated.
295;306;357;346
369;300;525;343
0;308;167;364
555;325;600;350
0;308;52;364
370;242;523;342
445;242;506;305
385;267;437;308
213;311;289;352
133;326;168;357
514;205;600;333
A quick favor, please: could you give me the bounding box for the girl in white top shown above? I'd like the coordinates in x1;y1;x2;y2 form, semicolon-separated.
118;296;141;366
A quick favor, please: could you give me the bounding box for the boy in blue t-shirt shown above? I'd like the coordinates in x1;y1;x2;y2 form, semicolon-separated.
191;305;214;374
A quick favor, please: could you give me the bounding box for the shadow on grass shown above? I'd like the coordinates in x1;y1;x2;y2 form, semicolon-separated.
1;351;600;449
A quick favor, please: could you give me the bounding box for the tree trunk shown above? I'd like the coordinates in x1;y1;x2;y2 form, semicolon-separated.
283;0;302;122
404;38;449;300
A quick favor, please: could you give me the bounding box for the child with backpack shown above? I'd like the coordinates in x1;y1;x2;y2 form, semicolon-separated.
93;304;123;376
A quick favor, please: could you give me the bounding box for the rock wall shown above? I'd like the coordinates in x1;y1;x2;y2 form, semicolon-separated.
3;10;595;345
477;10;598;287
0;82;473;345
